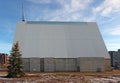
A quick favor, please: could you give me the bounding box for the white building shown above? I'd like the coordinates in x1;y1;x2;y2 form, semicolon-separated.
13;21;110;72
14;21;109;58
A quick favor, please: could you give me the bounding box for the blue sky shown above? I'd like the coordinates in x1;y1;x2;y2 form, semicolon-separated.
0;0;120;54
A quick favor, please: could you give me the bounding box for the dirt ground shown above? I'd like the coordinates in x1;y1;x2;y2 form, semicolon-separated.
0;70;120;83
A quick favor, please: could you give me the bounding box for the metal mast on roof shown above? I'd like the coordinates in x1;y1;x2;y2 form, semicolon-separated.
22;2;25;21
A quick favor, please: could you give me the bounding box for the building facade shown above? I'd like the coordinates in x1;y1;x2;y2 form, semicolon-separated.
14;21;110;72
0;53;9;67
109;49;120;69
22;57;105;72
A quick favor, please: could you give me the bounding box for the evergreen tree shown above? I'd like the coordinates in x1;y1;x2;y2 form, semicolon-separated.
7;41;25;78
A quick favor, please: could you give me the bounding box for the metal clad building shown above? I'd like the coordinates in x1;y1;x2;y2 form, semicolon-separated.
14;21;110;72
14;21;109;58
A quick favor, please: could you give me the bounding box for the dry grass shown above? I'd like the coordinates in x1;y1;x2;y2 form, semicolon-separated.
0;70;120;83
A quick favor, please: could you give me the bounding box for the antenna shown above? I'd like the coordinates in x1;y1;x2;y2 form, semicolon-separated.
22;2;25;21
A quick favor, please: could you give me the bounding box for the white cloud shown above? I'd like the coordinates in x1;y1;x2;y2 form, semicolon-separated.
104;38;120;51
93;0;120;16
107;43;120;51
56;0;93;13
104;26;120;35
101;7;112;16
70;0;92;10
106;38;120;51
26;0;93;21
109;28;120;35
27;0;92;9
